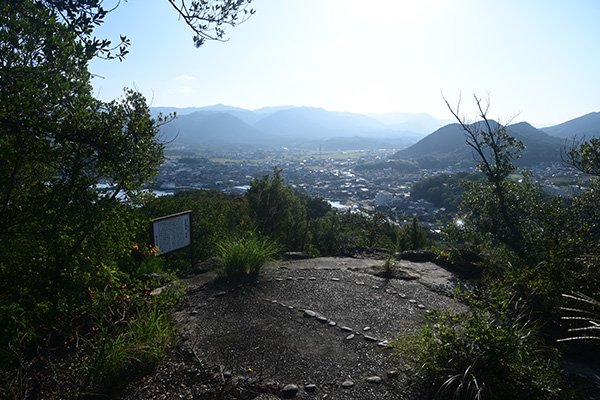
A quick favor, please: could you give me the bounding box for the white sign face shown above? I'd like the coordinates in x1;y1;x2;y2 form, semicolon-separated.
152;212;191;255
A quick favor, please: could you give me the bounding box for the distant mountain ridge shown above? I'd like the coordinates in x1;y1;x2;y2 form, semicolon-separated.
151;104;598;157
541;112;600;139
391;120;565;168
152;105;441;151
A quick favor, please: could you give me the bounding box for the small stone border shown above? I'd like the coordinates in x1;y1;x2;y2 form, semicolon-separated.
194;271;432;396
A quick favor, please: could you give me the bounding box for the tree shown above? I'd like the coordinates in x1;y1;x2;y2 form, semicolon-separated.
167;0;255;48
245;168;307;251
0;0;168;346
443;94;532;257
397;216;431;251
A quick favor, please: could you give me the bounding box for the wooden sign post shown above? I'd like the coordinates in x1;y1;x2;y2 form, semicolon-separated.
150;210;194;269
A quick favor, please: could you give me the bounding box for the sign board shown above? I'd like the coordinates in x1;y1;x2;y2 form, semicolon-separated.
151;210;192;255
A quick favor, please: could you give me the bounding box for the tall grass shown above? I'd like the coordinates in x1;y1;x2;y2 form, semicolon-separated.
83;298;180;391
392;306;570;400
217;234;279;277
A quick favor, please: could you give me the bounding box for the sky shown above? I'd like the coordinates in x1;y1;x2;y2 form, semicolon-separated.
89;0;600;127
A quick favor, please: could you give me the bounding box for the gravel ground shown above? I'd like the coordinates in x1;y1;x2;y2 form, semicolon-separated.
115;257;468;399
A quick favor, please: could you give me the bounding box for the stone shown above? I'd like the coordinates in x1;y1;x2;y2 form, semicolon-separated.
355;281;365;285
342;380;355;388
305;383;317;393
189;310;198;316
309;277;316;281
282;384;299;398
363;326;371;331
364;335;378;342
341;326;353;332
303;310;316;318
366;376;383;384
150;287;163;296
287;276;294;280
346;334;355;340
223;371;232;379
215;291;227;297
317;316;328;323
408;299;417;304
328;321;337;327
276;278;283;282
418;304;426;309
331;277;340;281
378;340;389;347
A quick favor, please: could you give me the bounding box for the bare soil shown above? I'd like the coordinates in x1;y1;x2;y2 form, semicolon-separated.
114;257;469;399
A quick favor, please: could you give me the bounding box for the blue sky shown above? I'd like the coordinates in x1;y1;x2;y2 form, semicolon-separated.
89;0;600;126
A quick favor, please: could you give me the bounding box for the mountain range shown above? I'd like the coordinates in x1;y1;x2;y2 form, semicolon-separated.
152;105;449;151
152;105;599;167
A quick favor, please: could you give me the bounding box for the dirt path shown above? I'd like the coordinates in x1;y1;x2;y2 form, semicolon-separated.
116;257;467;399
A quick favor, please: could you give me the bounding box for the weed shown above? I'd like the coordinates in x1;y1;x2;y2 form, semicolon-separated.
381;255;397;278
217;234;279;277
392;306;570;400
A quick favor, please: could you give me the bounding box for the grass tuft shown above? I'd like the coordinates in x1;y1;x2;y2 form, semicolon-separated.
217;234;279;277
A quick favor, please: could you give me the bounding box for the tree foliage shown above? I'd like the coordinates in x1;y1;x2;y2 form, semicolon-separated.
411;172;484;211
245;168;306;251
0;0;167;348
443;94;600;325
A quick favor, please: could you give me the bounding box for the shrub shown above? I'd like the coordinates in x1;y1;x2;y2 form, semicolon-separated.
217;235;279;277
82;292;181;391
393;305;570;400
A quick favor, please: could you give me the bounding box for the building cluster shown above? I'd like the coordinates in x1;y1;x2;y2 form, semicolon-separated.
151;151;585;232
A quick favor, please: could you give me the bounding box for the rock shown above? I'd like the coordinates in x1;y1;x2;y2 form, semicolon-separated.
150;287;163;296
215;291;227;297
328;321;337;327
346;334;355;340
282;384;299;398
309;277;316;281
341;326;353;332
305;383;317;393
303;310;316;318
364;335;378;342
223;371;232;379
397;250;437;262
284;251;312;260
138;272;170;283
363;326;371;331
191;257;221;274
331;277;340;281
317;316;328;323
366;376;383;384
342;380;355;388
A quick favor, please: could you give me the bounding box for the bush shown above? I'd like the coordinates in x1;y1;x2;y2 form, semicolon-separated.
393;305;570;400
217;234;279;277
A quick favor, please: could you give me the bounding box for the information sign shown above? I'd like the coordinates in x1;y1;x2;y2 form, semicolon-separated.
151;210;192;255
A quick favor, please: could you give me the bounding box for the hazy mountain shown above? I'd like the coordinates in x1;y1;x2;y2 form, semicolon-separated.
368;112;452;135
158;111;276;150
391;121;564;168
252;107;413;139
151;105;458;151
542;112;600;139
